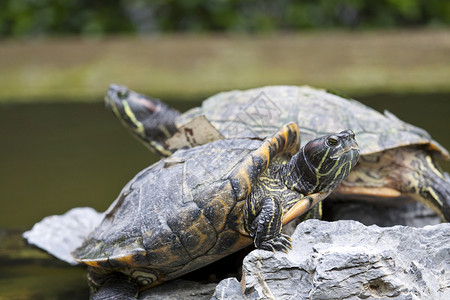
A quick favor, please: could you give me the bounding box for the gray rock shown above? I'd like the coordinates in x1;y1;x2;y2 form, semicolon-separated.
23;207;103;265
140;280;216;300
215;219;450;300
23;208;448;299
325;201;442;228
282;201;441;237
211;277;244;300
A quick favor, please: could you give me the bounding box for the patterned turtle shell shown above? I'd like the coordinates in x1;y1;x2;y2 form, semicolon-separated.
72;123;359;289
176;86;447;156
105;85;450;221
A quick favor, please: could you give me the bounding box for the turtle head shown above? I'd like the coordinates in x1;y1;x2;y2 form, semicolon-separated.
105;84;165;139
104;84;180;156
287;129;360;195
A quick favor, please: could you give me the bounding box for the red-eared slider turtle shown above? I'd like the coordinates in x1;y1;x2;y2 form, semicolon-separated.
105;84;450;222
71;123;359;299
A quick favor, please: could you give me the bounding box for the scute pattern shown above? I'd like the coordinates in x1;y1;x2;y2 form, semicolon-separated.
72;123;306;289
177;86;447;157
72;139;261;265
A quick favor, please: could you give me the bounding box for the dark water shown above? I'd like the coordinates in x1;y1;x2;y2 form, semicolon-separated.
0;93;449;299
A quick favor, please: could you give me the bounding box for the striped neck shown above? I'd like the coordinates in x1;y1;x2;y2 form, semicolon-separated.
283;149;320;195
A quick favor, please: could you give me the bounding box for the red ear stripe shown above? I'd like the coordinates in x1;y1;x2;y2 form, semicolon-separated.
304;140;322;154
133;95;158;112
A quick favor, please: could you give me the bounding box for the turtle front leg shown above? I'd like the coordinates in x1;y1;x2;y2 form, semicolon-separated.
249;197;292;253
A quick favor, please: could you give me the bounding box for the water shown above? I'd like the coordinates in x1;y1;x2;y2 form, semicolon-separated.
0;93;449;299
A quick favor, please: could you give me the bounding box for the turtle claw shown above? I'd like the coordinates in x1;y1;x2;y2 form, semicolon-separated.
258;234;292;253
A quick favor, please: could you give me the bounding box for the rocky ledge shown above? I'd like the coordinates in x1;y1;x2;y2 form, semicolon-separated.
139;218;449;299
211;219;449;300
23;207;449;299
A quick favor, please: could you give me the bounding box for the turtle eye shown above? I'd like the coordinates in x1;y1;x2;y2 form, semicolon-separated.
117;90;129;100
327;137;339;147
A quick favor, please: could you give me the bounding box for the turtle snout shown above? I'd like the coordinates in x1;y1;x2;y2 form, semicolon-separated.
108;83;123;92
339;130;359;154
338;129;356;141
106;84;123;107
106;84;129;103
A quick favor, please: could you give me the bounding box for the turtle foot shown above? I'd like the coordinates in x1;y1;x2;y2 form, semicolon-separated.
258;234;292;253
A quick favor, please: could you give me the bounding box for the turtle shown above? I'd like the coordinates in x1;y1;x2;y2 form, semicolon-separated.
69;123;359;299
105;84;450;222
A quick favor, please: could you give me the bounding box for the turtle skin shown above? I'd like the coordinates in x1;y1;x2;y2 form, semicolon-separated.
72;123;359;299
105;85;450;222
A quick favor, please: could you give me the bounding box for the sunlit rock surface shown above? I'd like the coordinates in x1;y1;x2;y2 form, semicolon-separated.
23;207;103;265
213;219;450;300
23;208;448;299
325;201;442;228
140;280;216;300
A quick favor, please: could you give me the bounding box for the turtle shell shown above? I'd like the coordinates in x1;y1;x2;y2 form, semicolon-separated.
104;84;450;222
176;86;448;158
72;123;300;286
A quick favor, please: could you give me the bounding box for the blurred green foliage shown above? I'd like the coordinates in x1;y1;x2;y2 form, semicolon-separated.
1;0;449;37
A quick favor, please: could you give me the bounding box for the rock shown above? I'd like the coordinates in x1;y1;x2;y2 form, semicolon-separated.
139;280;217;300
22;208;448;299
211;277;243;300
23;207;103;265
282;201;441;237
324;201;442;227
214;219;450;300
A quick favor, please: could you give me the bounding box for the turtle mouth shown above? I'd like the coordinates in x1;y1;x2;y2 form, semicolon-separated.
104;93;115;109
